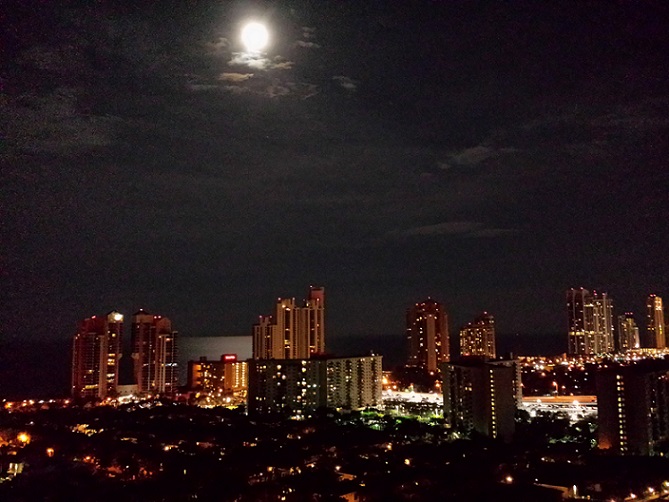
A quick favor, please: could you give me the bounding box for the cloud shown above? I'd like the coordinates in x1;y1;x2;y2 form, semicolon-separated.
590;108;669;130
302;26;316;39
205;37;229;54
218;72;254;82
448;145;495;166
18;46;82;73
265;85;291;98
228;52;266;68
220;85;252;95
295;40;321;49
440;145;519;169
296;83;319;100
468;228;519;238
185;83;220;92
295;26;321;49
401;221;482;236
271;60;295;70
333;75;357;92
228;53;294;71
389;221;517;239
216;79;319;99
219;85;253;95
3;88;117;157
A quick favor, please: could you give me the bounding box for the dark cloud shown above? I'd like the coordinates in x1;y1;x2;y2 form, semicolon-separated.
389;222;518;239
332;75;357;92
295;40;321;49
439;145;519;169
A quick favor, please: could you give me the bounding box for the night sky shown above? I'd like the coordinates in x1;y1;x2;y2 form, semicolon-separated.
3;0;669;355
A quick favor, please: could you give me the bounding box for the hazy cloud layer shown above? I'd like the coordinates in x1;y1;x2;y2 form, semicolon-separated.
295;40;321;49
218;72;254;82
332;75;357;92
390;222;517;239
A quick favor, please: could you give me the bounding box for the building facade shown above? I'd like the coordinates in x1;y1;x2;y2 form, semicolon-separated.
597;360;669;455
248;355;383;416
617;313;640;352
252;286;325;360
131;310;178;395
567;288;615;355
441;358;517;442
567;288;589;355
187;354;248;394
71;311;123;399
645;295;666;349
406;299;449;373
460;312;496;358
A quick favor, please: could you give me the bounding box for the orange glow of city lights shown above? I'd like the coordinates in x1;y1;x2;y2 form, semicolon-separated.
17;432;31;444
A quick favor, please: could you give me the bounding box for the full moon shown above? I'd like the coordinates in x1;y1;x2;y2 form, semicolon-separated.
241;22;269;52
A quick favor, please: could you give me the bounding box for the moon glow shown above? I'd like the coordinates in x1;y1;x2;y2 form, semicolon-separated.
241;22;269;52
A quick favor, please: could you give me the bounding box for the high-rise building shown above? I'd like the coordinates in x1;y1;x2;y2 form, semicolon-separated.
567;288;614;355
597;359;669;455
187;356;224;392
187;354;248;394
406;299;449;372
71;311;123;399
252;286;326;360
248;355;382;416
460;312;496;358
567;288;589;355
252;315;282;359
441;358;517;442
592;292;615;353
617;313;640;352
644;295;666;349
72;318;105;399
306;286;325;356
325;356;382;410
223;356;248;394
131;310;178;395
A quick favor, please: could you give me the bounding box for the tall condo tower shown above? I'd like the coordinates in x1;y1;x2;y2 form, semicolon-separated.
252;286;326;360
460;312;496;359
406;299;449;373
645;295;666;349
592;292;615;353
617;313;640;352
567;288;590;355
567;288;614;355
71;311;123;399
131;310;178;395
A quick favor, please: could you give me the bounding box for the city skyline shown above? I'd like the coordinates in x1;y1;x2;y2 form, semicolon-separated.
61;286;667;340
0;0;669;502
3;1;668;352
3;1;669;498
